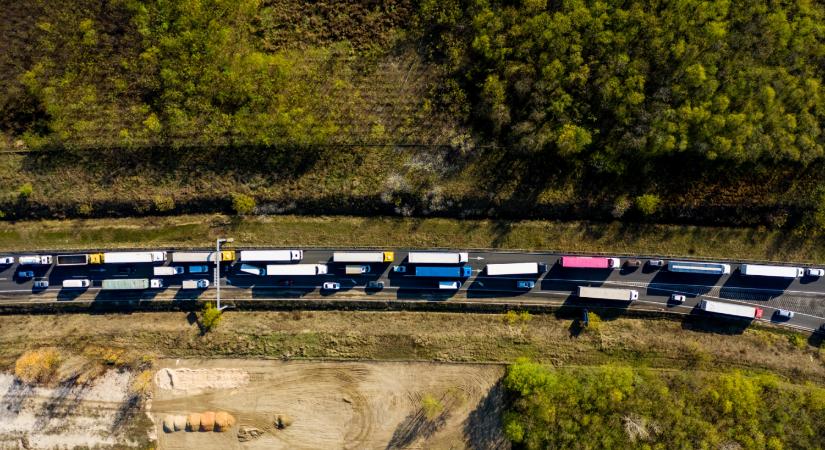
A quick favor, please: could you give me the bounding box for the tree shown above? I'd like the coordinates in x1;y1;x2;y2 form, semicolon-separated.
200;302;222;332
635;194;661;216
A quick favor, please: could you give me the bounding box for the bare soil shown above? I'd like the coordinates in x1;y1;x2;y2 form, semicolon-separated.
150;360;507;450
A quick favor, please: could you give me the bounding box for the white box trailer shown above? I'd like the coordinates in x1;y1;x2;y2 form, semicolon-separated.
239;250;302;262
486;262;542;276
103;251;166;264
170;251;234;263
266;264;328;276
182;279;209;289
577;286;639;301
19;255;53;265
740;264;804;278
408;252;469;264
699;299;763;319
345;265;370;275
153;266;183;276
333;251;393;263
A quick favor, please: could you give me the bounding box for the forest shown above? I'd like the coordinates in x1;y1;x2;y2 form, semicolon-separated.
1;0;824;225
503;359;825;449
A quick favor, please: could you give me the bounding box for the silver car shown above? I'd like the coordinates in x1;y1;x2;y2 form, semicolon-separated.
775;309;794;320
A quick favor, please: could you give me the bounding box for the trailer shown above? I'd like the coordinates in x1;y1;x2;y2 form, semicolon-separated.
740;264;804;278
170;251;235;263
102;251;166;264
56;254;92;266
153;266;184;276
101;278;163;290
239;250;302;262
345;265;370;275
438;281;460;289
414;266;473;278
333;251;394;263
486;262;544;276
265;264;328;276
18;255;53;265
668;261;731;275
560;256;620;269
698;299;763;319
182;279;209;289
408;252;469;264
577;286;638;301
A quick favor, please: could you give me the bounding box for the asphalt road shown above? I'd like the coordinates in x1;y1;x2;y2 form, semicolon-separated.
1;249;824;332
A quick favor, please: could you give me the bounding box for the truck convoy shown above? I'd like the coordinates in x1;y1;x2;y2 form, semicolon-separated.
486;262;544;276
102;251;166;264
668;261;731;275
560;256;620;269
19;255;53;265
265;264;328;276
101;278;163;290
698;299;763;319
577;286;639;301
408;252;469;264
333;251;394;263
414;266;473;278
239;250;302;262
740;264;804;278
170;251;235;263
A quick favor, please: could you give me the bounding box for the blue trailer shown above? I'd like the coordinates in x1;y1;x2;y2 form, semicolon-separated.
414;266;473;278
668;261;731;275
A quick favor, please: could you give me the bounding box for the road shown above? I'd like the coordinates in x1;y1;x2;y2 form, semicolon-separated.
1;249;824;332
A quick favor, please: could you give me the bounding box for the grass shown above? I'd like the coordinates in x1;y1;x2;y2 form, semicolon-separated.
0;214;824;262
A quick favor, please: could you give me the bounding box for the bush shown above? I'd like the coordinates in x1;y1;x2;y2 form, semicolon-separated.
503;310;532;326
14;348;61;384
152;195;175;212
18;183;33;200
200;302;222;332
584;311;602;333
231;193;256;215
612;195;632;218
635;194;661;216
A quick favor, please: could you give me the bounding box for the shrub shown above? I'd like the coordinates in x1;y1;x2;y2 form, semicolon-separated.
635;194;661;216
152;195;175;212
129;369;154;397
612;195;631;218
14;348;61;384
18;183;33;200
421;393;444;420
503;310;532;326
584;311;602;333
200;302;222;332
231;193;256;215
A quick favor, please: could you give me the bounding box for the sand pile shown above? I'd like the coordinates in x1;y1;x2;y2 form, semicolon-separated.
164;411;236;433
155;368;249;392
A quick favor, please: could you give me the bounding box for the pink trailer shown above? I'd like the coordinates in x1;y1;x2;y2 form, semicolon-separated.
560;256;620;269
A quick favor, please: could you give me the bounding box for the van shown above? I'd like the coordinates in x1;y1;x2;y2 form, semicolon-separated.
62;279;91;289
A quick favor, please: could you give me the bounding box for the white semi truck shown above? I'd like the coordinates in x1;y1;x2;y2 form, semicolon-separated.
740;264;804;278
102;251;166;264
265;264;328;276
698;299;763;319
577;286;639;301
333;251;394;263
19;255;53;265
239;250;302;262
486;262;544;276
170;251;235;263
408;252;469;264
153;266;184;276
182;279;209;289
101;278;163;290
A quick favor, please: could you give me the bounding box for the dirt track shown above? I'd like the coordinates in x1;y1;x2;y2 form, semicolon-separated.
151;360;508;449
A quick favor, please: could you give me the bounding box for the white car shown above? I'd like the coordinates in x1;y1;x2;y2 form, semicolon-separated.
0;256;14;265
806;268;824;277
671;294;686;303
322;282;340;290
17;270;34;279
33;279;49;289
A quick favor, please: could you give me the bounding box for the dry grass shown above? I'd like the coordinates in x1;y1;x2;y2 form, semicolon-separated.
14;348;61;384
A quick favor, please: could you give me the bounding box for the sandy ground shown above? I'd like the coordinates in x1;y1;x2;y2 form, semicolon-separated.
0;369;144;449
151;360;509;450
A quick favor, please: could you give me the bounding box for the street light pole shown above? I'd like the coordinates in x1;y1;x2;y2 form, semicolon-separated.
215;237;233;311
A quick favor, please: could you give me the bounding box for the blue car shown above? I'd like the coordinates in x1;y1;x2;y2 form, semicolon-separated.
516;280;535;289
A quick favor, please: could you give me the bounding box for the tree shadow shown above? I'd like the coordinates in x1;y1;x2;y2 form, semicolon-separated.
386;404;449;449
463;380;508;450
0;379;32;420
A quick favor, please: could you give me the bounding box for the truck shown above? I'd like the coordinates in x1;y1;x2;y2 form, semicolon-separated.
345;265;370;275
560;256;620;269
182;279;209;289
170;251;235;263
414;266;473;278
102;251;166;264
18;255;53;265
101;278;163;290
668;261;731;275
333;251;394;263
265;264;328;276
438;281;461;289
56;254;96;266
740;264;804;278
486;262;544;276
408;252;469;264
577;286;639;301
698;299;763;319
239;250;302;262
153;266;184;276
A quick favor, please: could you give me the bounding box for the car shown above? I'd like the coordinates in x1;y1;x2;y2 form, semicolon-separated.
322;282;340;290
648;260;665;268
392;265;406;273
367;280;384;289
17;270;34;279
188;265;209;273
671;294;686;303
774;309;795;320
516;280;535;289
806;268;825;277
0;256;14;264
33;279;49;289
626;259;642;267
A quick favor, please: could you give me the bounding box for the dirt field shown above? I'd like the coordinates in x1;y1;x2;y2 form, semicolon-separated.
150;360;507;450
